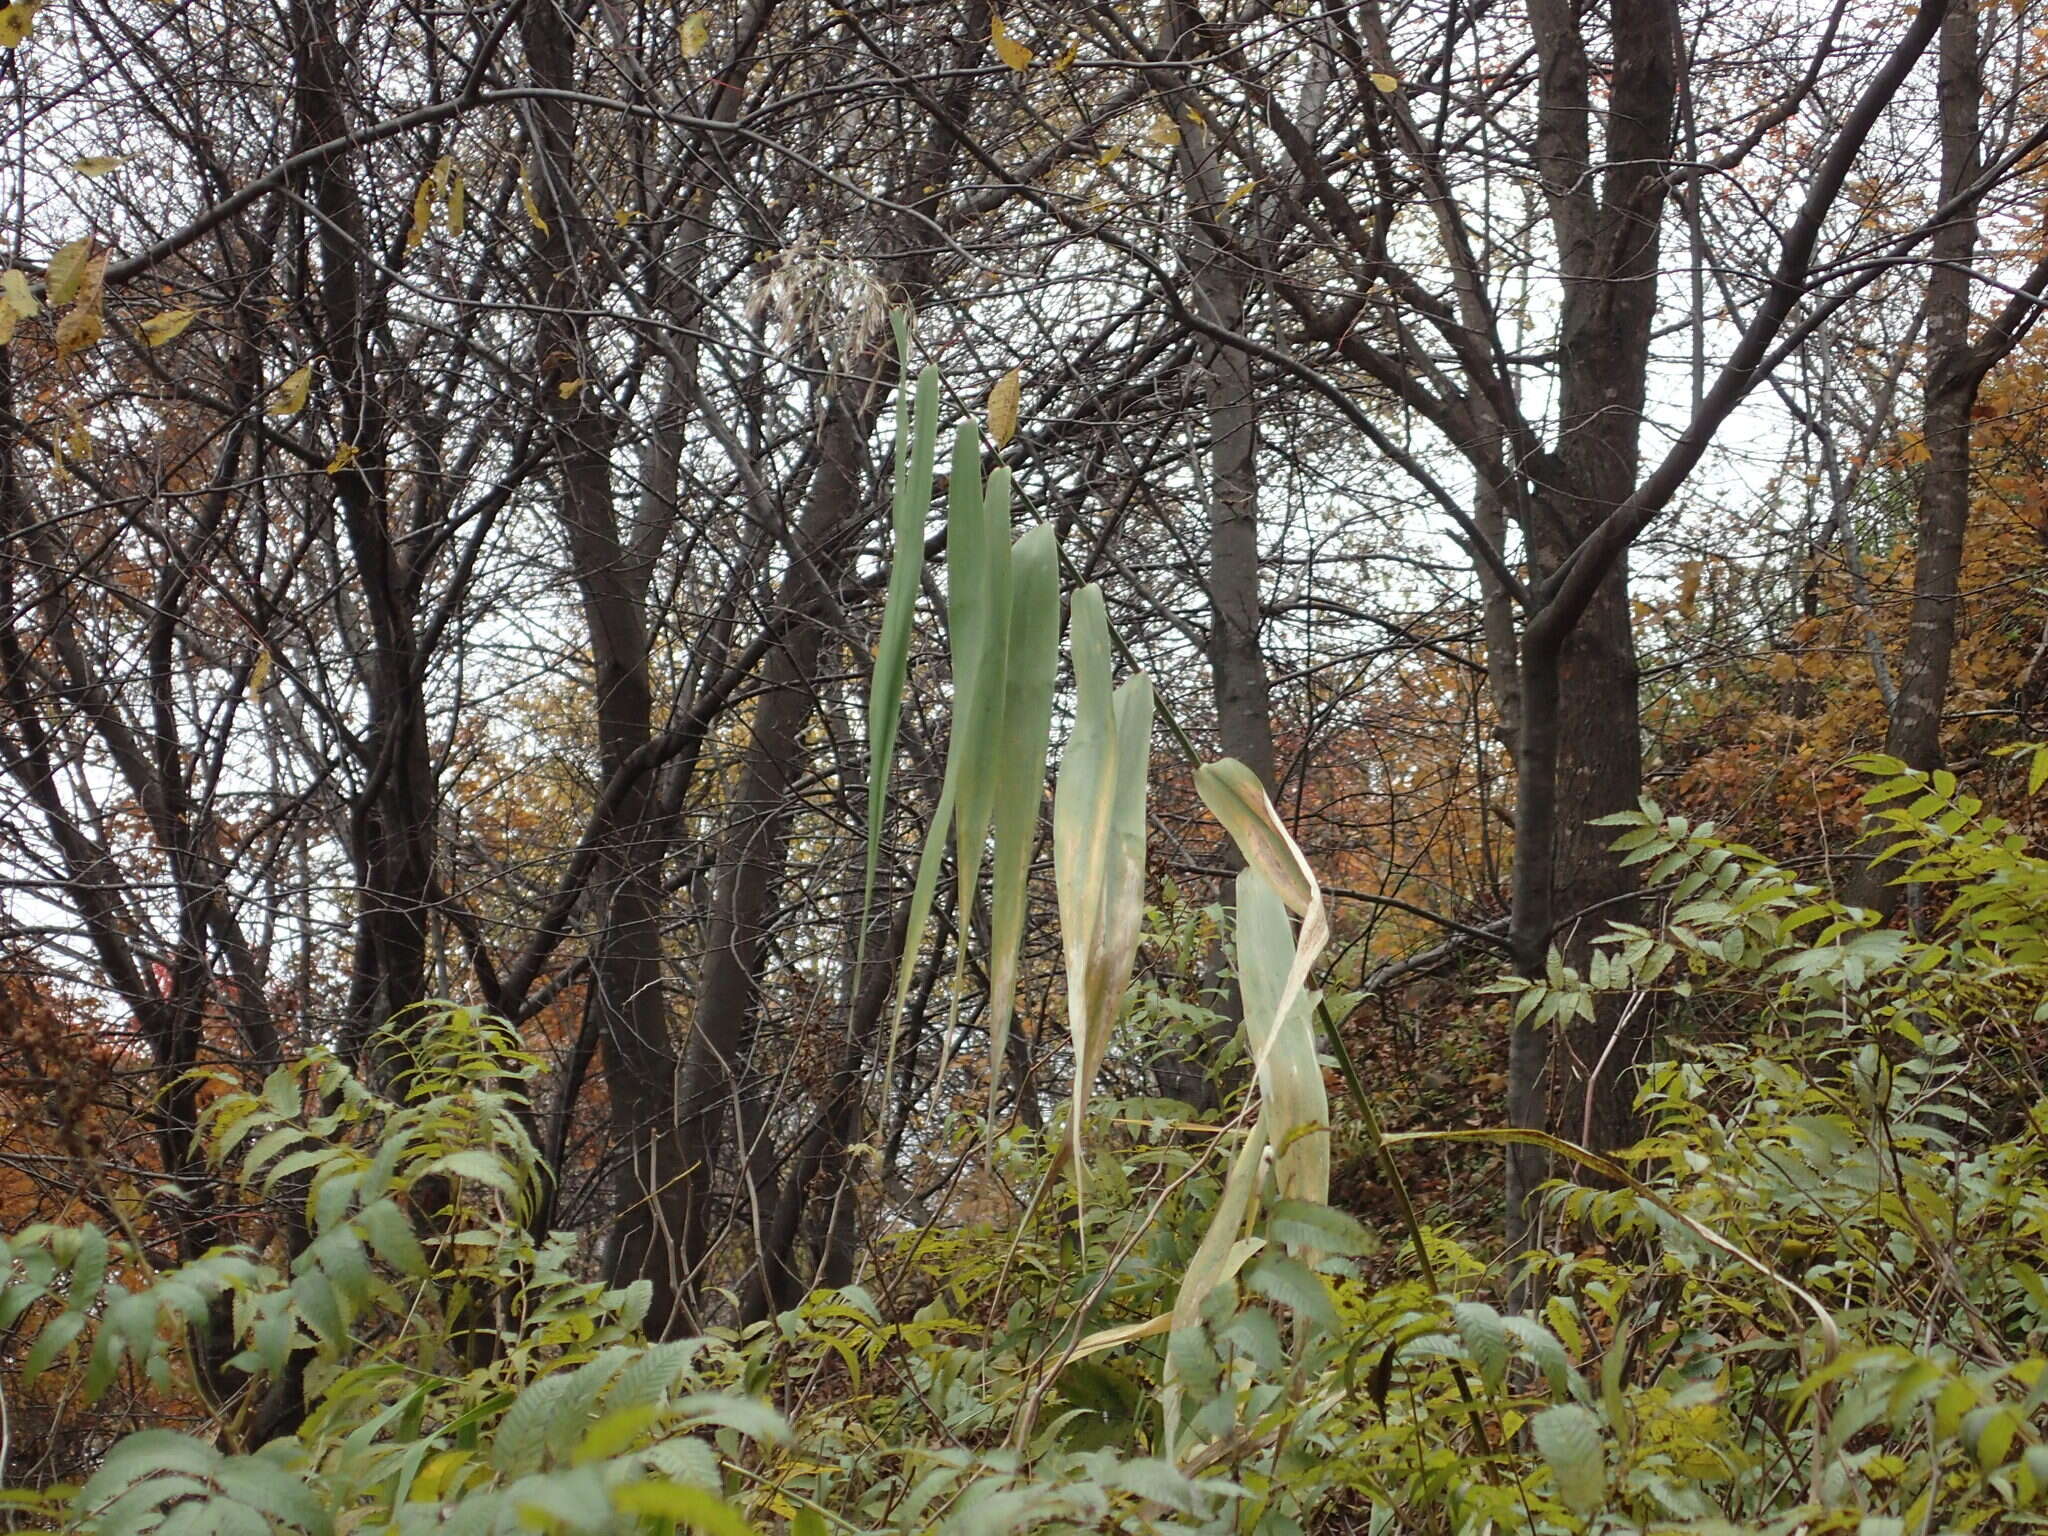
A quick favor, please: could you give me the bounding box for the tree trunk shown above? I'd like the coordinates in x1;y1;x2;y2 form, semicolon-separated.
1154;0;1278;1109
517;0;700;1336
1851;0;1982;918
1504;0;1674;1258
290;0;436;1063
675;385;884;1304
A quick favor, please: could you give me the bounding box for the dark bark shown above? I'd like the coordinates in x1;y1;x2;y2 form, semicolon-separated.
290;0;437;1064
1504;0;1675;1258
666;0;996;1318
675;383;884;1302
518;0;696;1336
1152;0;1280;1109
1851;0;1982;917
741;899;909;1323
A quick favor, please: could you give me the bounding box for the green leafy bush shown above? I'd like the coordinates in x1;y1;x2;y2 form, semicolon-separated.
19;764;2048;1535
0;1007;777;1535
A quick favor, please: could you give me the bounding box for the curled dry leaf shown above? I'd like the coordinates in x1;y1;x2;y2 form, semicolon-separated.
54;307;102;358
0;2;39;48
407;157;456;250
71;252;108;318
268;362;313;416
45;238;92;306
519;163;549;236
991;14;1033;71
987;367;1020;447
140;309;197;347
1;269;38;319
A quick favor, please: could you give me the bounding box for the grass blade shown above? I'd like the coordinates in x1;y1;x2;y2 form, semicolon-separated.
1162;1120;1268;1456
1053;585;1154;1180
881;422;985;1099
1235;869;1330;1210
948;460;1013;920
860;358;940;956
1196;762;1330;1187
984;521;1060;1117
933;452;1012;1082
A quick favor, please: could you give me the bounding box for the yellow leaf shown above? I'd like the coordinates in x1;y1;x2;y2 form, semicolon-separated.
71;155;128;178
407;178;434;250
447;170;466;236
518;163;550;235
140;308;197;346
248;647;273;698
987;366;1020;447
45;238;91;306
71;252;107;317
1051;36;1078;71
557;377;586;398
1147;113;1181;147
991;14;1033;70
268;362;313;416
408;157;453;250
0;307;14;348
410;1450;472;1504
677;11;710;57
63;419;90;460
1223;180;1256;208
53;306;101;357
1096;145;1123;167
1071;1311;1173;1360
1;268;36;318
1370;71;1399;92
0;2;40;48
326;442;360;475
1676;559;1702;618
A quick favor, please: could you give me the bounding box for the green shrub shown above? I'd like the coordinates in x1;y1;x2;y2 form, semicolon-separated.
17;763;2048;1535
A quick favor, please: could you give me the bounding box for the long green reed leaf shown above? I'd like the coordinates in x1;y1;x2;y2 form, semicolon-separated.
984;521;1060;1115
859;355;940;963
882;422;985;1101
1235;868;1330;1209
1196;759;1331;1209
932;456;1015;1082
1053;585;1154;1181
1162;1119;1268;1455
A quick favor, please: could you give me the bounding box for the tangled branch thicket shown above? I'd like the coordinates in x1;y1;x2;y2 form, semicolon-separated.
8;0;2048;1526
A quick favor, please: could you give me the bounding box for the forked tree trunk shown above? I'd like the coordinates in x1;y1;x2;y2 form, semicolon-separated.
519;0;697;1334
1503;0;1675;1260
290;0;437;1064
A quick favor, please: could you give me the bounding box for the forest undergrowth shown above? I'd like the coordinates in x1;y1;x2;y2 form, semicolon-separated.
8;718;2048;1534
